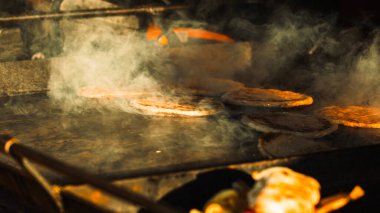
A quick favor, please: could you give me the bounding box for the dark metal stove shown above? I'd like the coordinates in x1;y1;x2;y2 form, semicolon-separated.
1;89;380;212
0;0;379;212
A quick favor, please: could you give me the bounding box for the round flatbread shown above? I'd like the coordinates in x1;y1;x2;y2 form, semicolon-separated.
221;87;313;108
258;134;332;158
242;112;337;138
130;95;223;117
317;105;380;128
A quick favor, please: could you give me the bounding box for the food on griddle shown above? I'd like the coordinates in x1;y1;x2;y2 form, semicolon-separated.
317;105;380;128
221;87;313;108
242;112;338;138
258;134;332;159
180;78;244;96
248;167;321;213
130;95;223;117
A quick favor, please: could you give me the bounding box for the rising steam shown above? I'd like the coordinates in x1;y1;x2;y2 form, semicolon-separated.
48;18;169;113
237;6;379;107
46;3;379;160
47;14;256;150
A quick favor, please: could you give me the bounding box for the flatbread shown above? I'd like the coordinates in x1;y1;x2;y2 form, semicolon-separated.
221;87;313;108
317;105;380;128
130;96;223;117
242;112;337;138
258;134;332;159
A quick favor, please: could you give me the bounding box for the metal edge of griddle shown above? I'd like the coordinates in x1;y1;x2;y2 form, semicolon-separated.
0;131;377;212
84;142;380;183
62;143;380;212
0;159;113;212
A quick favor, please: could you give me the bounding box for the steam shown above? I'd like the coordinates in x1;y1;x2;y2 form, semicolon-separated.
244;7;334;84
46;4;379;165
234;6;379;107
309;29;380;106
47;14;256;153
334;31;380;105
48;18;168;112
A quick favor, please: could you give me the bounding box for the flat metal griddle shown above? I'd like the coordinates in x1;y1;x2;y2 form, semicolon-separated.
1;93;380;185
0;94;262;184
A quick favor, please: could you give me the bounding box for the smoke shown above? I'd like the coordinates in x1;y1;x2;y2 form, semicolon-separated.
48;18;171;113
48;13;252;113
46;3;379;163
330;31;380;106
231;5;380;107
244;6;334;85
46;12;256;158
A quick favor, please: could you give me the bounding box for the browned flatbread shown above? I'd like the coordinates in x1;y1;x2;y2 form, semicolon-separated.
317;105;380;128
242;112;337;138
258;134;332;158
130;96;223;117
221;87;313;108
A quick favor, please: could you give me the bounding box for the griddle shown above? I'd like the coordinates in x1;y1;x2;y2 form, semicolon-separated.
0;1;378;212
0;94;262;184
1;93;380;185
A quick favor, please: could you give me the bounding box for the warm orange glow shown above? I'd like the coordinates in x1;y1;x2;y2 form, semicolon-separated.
222;87;313;108
316;186;365;213
189;209;203;213
318;105;380;128
205;203;224;213
191;168;364;213
158;35;169;45
203;189;245;213
146;25;162;40
90;191;108;204
188;204;225;213
350;186;365;200
130;96;221;117
249;167;320;213
147;25;233;44
172;28;234;43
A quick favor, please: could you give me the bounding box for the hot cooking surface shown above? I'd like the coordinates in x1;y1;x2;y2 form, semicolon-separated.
1;94;380;184
0;94;262;183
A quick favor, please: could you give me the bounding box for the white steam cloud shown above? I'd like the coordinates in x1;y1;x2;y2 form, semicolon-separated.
48;18;168;112
246;7;334;85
